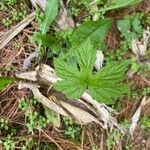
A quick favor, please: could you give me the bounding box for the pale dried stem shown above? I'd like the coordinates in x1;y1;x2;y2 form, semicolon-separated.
18;81;100;125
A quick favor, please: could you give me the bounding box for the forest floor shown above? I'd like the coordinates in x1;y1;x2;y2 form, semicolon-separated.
0;0;150;150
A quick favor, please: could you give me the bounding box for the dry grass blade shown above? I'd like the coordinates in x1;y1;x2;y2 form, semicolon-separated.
0;12;35;50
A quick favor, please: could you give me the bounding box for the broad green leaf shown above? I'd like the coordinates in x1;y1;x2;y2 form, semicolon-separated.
40;0;58;34
71;19;112;48
33;32;61;54
102;0;142;12
0;77;15;90
44;106;60;127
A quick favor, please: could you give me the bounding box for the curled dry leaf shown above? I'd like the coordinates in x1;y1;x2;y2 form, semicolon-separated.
18;81;67;116
23;51;39;71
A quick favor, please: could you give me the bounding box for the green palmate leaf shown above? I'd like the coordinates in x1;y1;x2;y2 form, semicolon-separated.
0;77;15;90
40;0;58;34
54;40;130;104
71;19;112;49
103;0;142;12
54;40;95;98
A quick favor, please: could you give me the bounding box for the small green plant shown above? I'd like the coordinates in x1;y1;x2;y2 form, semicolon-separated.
145;14;150;25
63;117;81;140
140;116;150;130
92;144;99;150
1;1;28;27
35;8;44;24
2;18;13;26
21;138;37;150
142;87;150;96
0;135;15;150
129;55;150;78
0;118;9;131
70;0;91;17
5;0;17;5
139;63;150;78
19;98;48;133
104;40;129;65
56;29;74;44
12;8;27;21
106;129;121;150
0;2;7;11
130;56;140;73
117;13;143;45
71;7;80;17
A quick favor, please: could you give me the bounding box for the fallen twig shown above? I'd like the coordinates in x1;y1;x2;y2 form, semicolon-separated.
0;12;35;50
